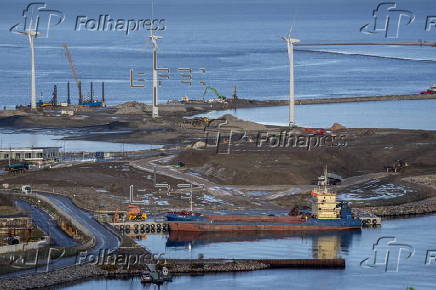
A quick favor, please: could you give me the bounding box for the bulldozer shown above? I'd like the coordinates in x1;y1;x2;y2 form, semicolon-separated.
127;205;147;221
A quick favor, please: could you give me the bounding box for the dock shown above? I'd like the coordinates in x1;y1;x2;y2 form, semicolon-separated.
355;212;382;227
110;221;169;234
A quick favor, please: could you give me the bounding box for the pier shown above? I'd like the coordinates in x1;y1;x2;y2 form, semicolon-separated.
110;221;169;234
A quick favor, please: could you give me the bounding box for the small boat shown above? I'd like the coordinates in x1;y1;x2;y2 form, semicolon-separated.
148;271;172;285
420;84;436;94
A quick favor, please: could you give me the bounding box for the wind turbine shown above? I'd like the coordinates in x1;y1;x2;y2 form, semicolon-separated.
148;0;169;119
20;30;38;110
149;29;162;119
281;30;300;127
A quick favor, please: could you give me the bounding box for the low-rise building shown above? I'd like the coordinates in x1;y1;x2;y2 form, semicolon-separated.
0;147;60;161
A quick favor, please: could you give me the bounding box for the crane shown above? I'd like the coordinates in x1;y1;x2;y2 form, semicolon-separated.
201;86;226;101
62;44;83;105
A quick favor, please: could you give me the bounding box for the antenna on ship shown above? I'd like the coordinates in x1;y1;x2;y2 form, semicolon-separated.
324;165;328;192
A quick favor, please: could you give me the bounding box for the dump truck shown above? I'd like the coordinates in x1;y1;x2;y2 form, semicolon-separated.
127;205;147;221
7;162;30;173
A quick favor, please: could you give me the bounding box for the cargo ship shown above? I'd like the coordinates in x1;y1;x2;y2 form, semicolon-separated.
166;170;362;232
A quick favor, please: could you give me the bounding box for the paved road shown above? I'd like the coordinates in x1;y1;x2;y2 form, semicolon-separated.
0;191;120;278
15;200;78;247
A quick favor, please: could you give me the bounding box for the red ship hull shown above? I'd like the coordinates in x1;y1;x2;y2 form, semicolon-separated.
168;221;360;232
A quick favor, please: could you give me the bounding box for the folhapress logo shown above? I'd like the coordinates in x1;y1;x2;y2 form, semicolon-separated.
360;2;415;38
360;237;415;272
75;15;166;35
9;2;65;38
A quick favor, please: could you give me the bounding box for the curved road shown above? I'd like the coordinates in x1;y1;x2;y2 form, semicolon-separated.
16;200;78;247
0;191;120;278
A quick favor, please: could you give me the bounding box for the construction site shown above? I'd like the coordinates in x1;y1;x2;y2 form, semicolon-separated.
1;1;436;289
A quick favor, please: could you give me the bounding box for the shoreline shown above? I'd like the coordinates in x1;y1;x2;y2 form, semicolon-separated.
176;93;436;116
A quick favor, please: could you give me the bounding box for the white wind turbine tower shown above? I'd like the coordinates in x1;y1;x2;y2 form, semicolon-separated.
149;29;161;119
148;0;169;119
20;30;38;110
281;30;300;127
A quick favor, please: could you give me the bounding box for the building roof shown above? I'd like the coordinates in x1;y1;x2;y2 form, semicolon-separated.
0;146;61;151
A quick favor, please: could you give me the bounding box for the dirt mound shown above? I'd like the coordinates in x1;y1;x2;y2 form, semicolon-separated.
177;129;436;186
330;122;347;131
114;102;147;114
216;114;267;131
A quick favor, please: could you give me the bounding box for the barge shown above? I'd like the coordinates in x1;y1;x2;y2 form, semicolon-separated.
166;170;363;232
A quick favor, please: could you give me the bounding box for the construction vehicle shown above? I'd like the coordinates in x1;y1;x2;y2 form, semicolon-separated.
127;205;147;221
304;128;326;135
181;117;210;128
7;162;30;173
63;44;83;105
63;46;105;107
201;86;227;101
384;160;408;173
36;85;59;108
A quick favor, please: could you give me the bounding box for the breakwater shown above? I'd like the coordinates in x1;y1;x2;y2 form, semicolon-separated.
0;258;345;289
184;94;436;115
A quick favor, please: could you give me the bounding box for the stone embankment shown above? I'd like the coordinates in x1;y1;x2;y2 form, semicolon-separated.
0;264;141;290
363;198;436;217
364;175;436;217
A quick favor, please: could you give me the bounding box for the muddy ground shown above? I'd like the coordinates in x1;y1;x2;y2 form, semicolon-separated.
0;161;260;212
0;101;435;213
177;128;436;186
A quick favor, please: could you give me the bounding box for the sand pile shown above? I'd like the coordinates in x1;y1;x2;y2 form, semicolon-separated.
113;101;147;114
330;122;347;131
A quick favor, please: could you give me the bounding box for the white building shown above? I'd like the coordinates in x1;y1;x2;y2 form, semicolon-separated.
0;147;60;161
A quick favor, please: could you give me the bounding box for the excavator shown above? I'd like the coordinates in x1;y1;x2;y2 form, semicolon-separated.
201;86;227;101
127;205;148;221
